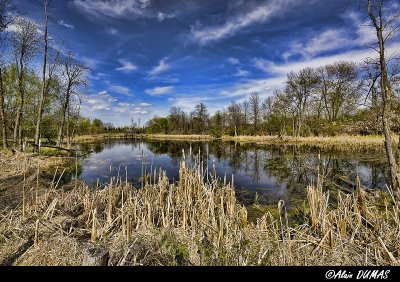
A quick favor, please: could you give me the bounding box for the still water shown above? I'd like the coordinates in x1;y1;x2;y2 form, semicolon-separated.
78;139;389;206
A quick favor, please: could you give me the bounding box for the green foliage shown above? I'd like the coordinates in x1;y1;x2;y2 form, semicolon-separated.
145;116;170;134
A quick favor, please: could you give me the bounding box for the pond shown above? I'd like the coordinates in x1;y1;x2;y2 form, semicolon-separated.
77;139;390;207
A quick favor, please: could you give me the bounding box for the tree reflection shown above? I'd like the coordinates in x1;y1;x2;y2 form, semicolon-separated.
79;139;390;206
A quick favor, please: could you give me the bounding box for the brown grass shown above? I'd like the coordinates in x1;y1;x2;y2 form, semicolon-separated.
74;133;395;151
0;150;399;266
222;134;396;151
74;133;214;143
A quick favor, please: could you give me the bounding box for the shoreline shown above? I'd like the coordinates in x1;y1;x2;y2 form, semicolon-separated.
73;133;394;150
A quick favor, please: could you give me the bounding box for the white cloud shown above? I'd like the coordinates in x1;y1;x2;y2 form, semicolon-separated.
131;109;148;115
116;59;137;72
228;57;240;65
257;45;400;77
282;14;379;61
81;56;99;69
73;0;151;19
149;58;170;76
93;105;109;110
157;12;175;22
304;29;349;55
221;77;286;99
57;20;74;29
73;0;175;22
234;69;249;77
105;27;118;35
139;103;151;107
82;90;151;126
113;107;127;113
190;0;298;45
109;85;132;96
118;102;130;107
84;91;114;111
145;86;174;96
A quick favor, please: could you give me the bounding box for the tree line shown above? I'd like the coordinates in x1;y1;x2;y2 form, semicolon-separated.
145;60;400;137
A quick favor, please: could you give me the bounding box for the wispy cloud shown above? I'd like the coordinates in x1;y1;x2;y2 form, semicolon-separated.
57;20;74;29
73;0;175;22
157;12;176;22
234;69;249;77
227;57;240;65
282;14;379;61
109;85;133;96
81;56;99;69
190;0;299;45
149;58;170;76
145;86;174;96
105;27;118;36
73;0;151;19
116;59;137;72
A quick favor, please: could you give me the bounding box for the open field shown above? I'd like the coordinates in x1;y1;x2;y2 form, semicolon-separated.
0;151;399;266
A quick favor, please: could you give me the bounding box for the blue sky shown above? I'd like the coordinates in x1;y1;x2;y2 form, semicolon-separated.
13;0;400;126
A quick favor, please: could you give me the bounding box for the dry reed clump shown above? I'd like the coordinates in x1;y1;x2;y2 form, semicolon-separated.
1;150;399;266
222;134;394;152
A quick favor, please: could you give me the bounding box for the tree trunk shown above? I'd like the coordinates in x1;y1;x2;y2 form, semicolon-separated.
368;0;400;198
0;67;7;149
34;0;49;153
66;102;70;147
57;85;71;147
13;57;24;149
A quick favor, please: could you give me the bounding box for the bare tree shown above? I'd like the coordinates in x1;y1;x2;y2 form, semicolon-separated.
317;61;362;121
241;100;249;125
366;0;400;197
249;92;261;132
34;0;49;152
57;51;88;147
286;67;319;137
192;102;209;134
11;18;39;149
227;100;241;136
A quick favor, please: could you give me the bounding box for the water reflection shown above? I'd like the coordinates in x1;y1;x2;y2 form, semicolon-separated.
78;139;389;206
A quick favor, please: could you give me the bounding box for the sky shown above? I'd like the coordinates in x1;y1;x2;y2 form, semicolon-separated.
12;0;400;127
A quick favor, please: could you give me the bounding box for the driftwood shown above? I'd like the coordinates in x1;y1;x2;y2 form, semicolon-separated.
82;245;109;266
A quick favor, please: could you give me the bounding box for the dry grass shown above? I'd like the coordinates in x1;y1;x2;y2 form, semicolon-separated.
74;133;394;151
0;150;399;266
222;134;396;151
74;133;214;143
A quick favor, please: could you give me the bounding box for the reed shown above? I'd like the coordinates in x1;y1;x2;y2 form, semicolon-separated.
0;150;399;266
222;134;395;152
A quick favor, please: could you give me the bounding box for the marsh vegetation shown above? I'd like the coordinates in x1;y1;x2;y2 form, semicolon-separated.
0;149;398;266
